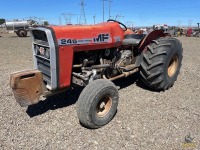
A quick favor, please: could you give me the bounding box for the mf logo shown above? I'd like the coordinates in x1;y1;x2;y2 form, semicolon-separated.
93;34;110;43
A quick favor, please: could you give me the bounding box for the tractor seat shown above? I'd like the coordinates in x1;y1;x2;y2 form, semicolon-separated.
122;34;146;46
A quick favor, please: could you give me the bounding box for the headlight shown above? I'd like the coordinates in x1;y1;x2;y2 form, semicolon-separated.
39;47;45;56
45;48;50;59
34;45;50;59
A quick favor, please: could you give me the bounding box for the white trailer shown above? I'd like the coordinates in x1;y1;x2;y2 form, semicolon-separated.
5;20;34;37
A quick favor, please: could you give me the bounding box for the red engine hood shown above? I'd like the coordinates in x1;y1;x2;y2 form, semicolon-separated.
50;22;124;42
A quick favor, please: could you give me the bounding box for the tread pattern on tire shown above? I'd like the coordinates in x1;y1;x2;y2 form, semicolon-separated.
76;79;118;129
140;37;183;91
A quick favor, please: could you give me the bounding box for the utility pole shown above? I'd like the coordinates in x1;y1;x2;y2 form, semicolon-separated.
126;21;134;29
29;16;37;21
102;0;112;21
188;19;193;27
80;0;87;25
178;20;182;27
59;17;62;25
62;13;66;24
108;0;112;19
62;13;76;24
115;14;124;21
131;22;134;30
126;21;131;28
102;0;108;22
38;17;44;25
93;15;96;24
29;16;37;24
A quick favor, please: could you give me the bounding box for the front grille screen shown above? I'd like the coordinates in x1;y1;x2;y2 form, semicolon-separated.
32;30;48;42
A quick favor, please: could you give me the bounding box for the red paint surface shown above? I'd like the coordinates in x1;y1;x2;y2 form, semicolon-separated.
58;46;74;88
51;22;124;42
187;28;192;37
52;22;125;88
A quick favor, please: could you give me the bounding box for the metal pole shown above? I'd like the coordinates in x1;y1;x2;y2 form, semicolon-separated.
103;0;105;22
108;0;112;19
59;17;62;25
102;0;108;22
12;19;14;31
93;15;96;24
115;15;118;20
80;0;87;25
132;22;134;30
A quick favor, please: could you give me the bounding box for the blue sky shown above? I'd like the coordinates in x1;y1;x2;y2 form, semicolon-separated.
1;0;200;27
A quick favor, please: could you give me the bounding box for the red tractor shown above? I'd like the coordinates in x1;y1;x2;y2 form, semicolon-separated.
10;20;183;128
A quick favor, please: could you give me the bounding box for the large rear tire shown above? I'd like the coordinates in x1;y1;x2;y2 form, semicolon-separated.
140;37;183;91
76;79;119;129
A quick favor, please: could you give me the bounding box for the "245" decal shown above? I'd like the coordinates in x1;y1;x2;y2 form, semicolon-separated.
58;33;110;46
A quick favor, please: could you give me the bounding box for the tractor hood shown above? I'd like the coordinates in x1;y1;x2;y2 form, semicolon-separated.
50;22;125;45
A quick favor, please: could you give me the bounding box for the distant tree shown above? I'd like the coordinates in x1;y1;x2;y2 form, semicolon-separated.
43;21;49;26
0;18;5;25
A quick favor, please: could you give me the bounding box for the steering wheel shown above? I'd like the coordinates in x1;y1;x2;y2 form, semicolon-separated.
107;19;127;31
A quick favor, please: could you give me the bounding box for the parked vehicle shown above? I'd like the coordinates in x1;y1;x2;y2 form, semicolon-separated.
10;20;183;128
5;20;35;37
191;29;200;37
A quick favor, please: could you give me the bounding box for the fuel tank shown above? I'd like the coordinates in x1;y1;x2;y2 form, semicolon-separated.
5;20;31;30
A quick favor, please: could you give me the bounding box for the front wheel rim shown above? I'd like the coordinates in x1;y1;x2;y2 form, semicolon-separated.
96;96;112;117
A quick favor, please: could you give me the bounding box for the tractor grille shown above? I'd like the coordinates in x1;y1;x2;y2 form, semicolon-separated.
36;55;51;85
31;28;58;90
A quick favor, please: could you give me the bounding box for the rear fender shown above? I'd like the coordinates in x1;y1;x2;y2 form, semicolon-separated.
138;30;165;51
135;30;165;67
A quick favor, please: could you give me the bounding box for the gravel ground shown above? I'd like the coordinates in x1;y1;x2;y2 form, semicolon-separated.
0;32;200;150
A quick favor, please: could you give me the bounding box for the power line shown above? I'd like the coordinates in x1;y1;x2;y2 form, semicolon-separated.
115;14;124;21
62;13;76;24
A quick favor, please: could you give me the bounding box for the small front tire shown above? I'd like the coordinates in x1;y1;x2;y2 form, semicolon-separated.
76;79;119;129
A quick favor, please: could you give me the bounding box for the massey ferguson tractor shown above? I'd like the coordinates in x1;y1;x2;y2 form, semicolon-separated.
10;20;183;128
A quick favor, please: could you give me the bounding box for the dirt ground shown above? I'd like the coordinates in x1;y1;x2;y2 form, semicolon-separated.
0;32;200;150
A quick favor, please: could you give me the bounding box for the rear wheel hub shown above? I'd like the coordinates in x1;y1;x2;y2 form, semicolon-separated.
168;54;178;77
